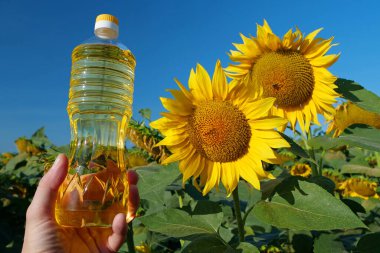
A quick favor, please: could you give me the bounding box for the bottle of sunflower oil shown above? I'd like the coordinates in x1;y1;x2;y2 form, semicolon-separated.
55;14;136;227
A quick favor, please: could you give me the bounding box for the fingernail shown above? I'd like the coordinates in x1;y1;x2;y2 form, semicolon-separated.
52;154;63;169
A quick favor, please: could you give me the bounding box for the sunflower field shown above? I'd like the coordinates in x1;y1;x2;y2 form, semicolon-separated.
2;21;380;253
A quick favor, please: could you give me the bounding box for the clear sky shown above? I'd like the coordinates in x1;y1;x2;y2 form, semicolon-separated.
1;0;380;152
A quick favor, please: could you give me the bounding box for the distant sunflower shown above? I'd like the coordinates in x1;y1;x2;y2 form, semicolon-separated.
151;61;289;195
327;101;380;137
290;163;312;178
226;20;340;133
340;178;379;199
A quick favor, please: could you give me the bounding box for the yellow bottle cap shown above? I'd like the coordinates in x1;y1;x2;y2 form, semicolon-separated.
94;14;119;39
96;14;119;25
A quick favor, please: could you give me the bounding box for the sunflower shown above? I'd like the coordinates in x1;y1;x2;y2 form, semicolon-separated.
327;101;380;137
151;61;290;195
339;178;379;199
290;163;312;178
226;20;340;133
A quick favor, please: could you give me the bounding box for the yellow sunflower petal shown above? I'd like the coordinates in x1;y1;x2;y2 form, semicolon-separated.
162;144;194;164
181;153;201;183
174;78;193;101
251;117;288;130
202;162;221;195
156;134;189;147
160;97;193;116
211;60;228;100
239;165;260;190
310;53;340;67
304;37;335;58
195;64;213;100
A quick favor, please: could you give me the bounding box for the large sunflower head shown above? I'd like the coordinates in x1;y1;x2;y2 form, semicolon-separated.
226;20;340;133
151;60;290;195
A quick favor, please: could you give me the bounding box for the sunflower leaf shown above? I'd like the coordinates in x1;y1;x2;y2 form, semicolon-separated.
341;164;380;177
313;234;345;253
278;132;309;158
136;162;181;204
138;208;220;237
252;177;367;230
308;125;380;152
181;234;234;253
335;78;380;115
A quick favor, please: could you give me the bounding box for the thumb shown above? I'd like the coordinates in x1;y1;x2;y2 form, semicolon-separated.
27;154;68;220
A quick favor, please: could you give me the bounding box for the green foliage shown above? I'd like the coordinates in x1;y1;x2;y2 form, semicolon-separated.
313;234;345;253
336;78;380;115
252;177;366;230
0;128;63;253
309;125;380;152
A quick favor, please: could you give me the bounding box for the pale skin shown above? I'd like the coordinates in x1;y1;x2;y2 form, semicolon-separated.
22;154;140;253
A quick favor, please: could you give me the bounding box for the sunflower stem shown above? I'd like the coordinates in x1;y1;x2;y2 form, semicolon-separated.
306;131;319;176
126;221;136;253
232;187;245;242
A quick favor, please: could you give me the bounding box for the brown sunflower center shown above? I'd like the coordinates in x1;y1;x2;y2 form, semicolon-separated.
292;164;310;175
252;51;314;108
187;101;251;163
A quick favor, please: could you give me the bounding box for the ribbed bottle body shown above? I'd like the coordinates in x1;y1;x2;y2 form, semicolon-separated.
55;44;136;227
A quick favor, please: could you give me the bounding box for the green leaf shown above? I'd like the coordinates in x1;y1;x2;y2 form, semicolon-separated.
307;135;341;150
238;181;262;210
181;234;233;253
138;108;152;121
309;125;380;152
136;163;181;202
31;127;52;148
252;177;367;230
260;172;289;200
244;209;271;233
4;153;28;171
138;208;218;237
323;150;347;170
341;164;380;177
218;226;234;244
192;201;223;232
339;125;380;151
236;242;260;253
314;234;344;253
278;132;309;158
356;232;380;253
308;176;335;194
335;78;380;114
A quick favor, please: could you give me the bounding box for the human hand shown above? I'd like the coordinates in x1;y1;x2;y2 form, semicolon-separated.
22;154;140;253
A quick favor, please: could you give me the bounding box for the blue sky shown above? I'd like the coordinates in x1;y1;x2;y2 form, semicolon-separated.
1;0;380;152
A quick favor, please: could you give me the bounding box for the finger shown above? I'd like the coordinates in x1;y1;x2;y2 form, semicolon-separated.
127;185;140;223
127;170;138;185
107;213;127;252
28;154;68;218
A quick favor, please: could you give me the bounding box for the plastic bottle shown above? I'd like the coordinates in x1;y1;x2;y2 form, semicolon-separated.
55;14;136;227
